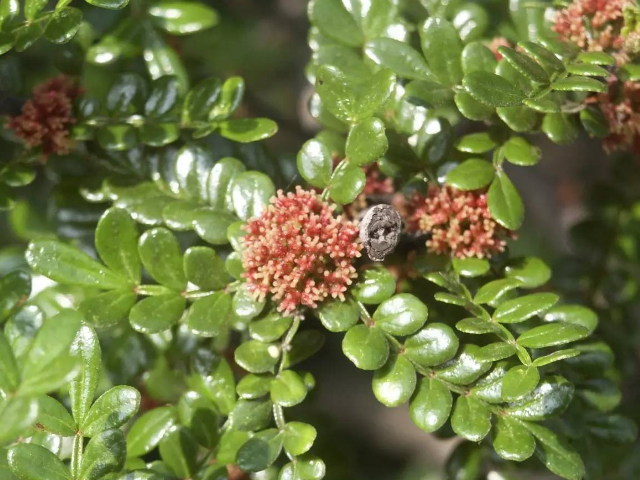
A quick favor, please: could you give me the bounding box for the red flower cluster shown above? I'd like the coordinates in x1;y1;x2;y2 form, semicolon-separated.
242;187;362;316
593;79;640;152
554;0;626;55
407;185;513;259
8;76;81;156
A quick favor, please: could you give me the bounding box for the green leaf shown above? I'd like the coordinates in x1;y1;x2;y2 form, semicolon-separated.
217;430;251;465
552;76;606;93
145;76;181;116
271;370;307;407
342;324;389;370
373;293;428;336
506;376;573;420
250;313;292;342
455;132;499;153
446;159;495;190
501;365;540;401
316;297;359;332
283;422;317;457
404;323;459;367
364;38;434;80
504;256;550;287
232;285;265;321
533;349;580;367
229;398;272;431
69;324;101;425
129;294;186;334
567;63;609;76
352;267;396;304
85;0;128;9
488;171;524;230
494;293;559;323
79;429;126;480
126;406;177;457
96;208;141;284
353;68;396;120
7;444;70;480
346;117;388;166
461;41;497;74
81;386;140;437
497;105;540;133
0;270;30;321
308;0;363;47
577;51;616;65
454;91;495;121
182;78;221;124
138;228;187;291
19;310;81;396
230;172;275;221
316;65;356;123
235;340;280;374
210;76;245;120
372;354;416;407
177;391;219;448
420;17;462;86
455;317;500;335
451;395;491;442
544;304;598;333
493;416;535;461
218;118;278;143
542;112;579;145
464;71;524;107
474;278;522;304
226;251;244;279
237;374;273;400
26;240;125;290
44;7;82;44
522;422;585;480
404;80;455;108
476;342;517;362
236;429;283;473
25;0;47;20
97;125;137;151
297;139;333;188
192;351;236;415
435;344;490;385
35;395;76;436
183;247;228;291
329;162;366;205
0;397;37;444
498;46;549;84
452;258;489;278
158;427;197;479
187;292;231;337
410;377;452;433
0;332;18;395
519;41;565;75
148;1;218;35
580;107;609;137
517;323;589;348
193;210;237;245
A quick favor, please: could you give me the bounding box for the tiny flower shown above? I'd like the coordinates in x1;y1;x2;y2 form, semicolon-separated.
7;75;81;157
592;78;640;153
242;187;362;316
407;185;514;259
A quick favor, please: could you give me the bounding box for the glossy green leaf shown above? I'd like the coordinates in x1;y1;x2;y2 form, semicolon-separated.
346;117;388;166
522;422;585;480
0;332;18;395
148;1;218;35
236;429;283;473
271;370;307;407
235;340;280;374
354;68;396;120
230;171;275;221
501;365;540;401
69;324;101;425
493;416;535;461
452;258;490;277
517;323;590;348
404;323;459;367
373;293;428;336
283;422;317;457
488;171;524;230
464;71;524;107
192;351;236;415
532;349;581;367
352;267;396;304
404;80;455;108
308;0;363;48
315;65;356;123
580;106;609;137
552;76;607;93
410;377;452;433
218;118;277;143
85;0;129;9
497;105;540;133
461;41;497;74
519;41;565;75
138;228;186;291
454;91;495;121
435;344;490;385
544;304;598;333
237;374;273;400
231;285;265;321
183;247;228;291
217;430;252;465
504;257;550;287
177;391;219;448
316;297;359;332
7;443;70;480
474;278;522;304
44;7;82;44
81;386;140;437
0;397;39;444
364;38;433;80
329;162;366;205
95;208;141;284
577;51;616;65
505;376;573;420
35;395;76;436
477;342;517;362
186;292;230;337
455;317;500;335
455;132;499;153
542;112;580;145
126;406;177;457
446;159;495;190
451;395;491;442
372;354;416;407
26;240;124;290
420;17;463;86
129;294;186;334
0;270;30;321
297;139;333;188
158;427;198;479
250;313;292;342
79;429;126;480
567;63;609;77
498;46;549;84
494;293;559;323
342;324;389;370
229;398;272;432
182;78;222;124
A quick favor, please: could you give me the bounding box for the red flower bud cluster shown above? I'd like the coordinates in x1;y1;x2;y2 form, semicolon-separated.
242;187;362;316
8;76;81;157
407;185;513;259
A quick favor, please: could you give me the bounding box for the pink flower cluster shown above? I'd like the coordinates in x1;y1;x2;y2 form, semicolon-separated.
242;187;362;316
407;185;513;259
553;0;626;54
8;76;81;157
593;79;640;153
